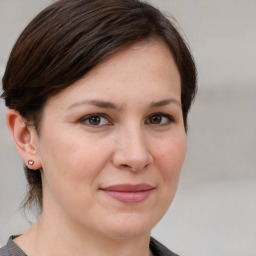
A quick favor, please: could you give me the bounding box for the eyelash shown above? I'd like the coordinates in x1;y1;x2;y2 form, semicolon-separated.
79;114;112;127
79;113;174;127
146;113;174;126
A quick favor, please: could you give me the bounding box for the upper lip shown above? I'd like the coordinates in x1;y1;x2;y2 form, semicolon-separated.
101;183;154;192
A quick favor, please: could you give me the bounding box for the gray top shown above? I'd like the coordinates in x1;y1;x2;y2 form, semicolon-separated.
0;237;26;256
0;236;178;256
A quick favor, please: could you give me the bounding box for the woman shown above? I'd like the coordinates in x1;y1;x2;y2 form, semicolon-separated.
0;0;196;255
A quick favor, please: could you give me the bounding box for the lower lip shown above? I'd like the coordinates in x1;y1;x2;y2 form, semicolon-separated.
102;190;153;204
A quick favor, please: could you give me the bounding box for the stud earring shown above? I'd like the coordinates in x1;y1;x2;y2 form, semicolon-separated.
28;160;34;165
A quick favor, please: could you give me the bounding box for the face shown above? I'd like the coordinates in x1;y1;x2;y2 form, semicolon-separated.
35;40;186;239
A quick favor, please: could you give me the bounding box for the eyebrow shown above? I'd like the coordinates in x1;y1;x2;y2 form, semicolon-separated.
150;98;181;108
66;98;181;111
67;99;119;110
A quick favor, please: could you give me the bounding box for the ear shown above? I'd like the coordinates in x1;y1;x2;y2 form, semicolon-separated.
6;109;42;170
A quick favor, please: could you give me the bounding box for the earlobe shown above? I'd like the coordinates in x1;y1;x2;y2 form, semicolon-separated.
6;109;42;170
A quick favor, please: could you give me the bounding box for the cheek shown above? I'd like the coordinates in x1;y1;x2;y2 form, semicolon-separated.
152;132;186;187
146;134;186;223
155;134;186;167
39;131;112;187
39;133;112;211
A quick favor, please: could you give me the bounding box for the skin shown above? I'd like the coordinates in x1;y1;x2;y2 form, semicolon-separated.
7;39;186;256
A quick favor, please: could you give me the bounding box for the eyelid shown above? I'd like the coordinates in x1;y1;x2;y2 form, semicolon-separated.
78;112;174;127
79;113;113;126
145;112;174;125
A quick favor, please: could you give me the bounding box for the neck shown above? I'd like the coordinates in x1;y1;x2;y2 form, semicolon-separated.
15;214;153;256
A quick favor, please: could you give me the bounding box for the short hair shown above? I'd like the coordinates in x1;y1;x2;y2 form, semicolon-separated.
1;0;197;212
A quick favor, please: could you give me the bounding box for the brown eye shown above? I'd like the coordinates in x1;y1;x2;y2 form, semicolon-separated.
146;113;173;126
81;114;110;126
89;116;101;125
150;115;162;124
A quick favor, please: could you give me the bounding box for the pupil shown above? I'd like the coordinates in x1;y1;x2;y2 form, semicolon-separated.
90;116;100;125
151;115;161;124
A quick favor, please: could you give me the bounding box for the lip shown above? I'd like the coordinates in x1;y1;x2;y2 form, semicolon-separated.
100;183;155;204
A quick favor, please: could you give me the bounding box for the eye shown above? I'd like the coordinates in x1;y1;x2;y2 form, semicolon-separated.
80;114;111;126
146;113;173;126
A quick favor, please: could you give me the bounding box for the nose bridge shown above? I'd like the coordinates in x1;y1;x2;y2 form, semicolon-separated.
114;122;152;170
123;123;146;154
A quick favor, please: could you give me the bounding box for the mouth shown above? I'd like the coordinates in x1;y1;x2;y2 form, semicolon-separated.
100;183;155;204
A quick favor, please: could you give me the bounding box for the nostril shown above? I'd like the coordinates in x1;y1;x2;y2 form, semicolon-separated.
119;162;150;172
112;143;153;171
120;164;132;169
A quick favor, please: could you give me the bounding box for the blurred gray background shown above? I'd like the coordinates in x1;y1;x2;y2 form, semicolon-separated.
0;0;255;255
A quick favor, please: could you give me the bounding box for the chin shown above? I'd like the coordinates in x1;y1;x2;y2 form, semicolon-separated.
106;226;151;239
101;212;160;239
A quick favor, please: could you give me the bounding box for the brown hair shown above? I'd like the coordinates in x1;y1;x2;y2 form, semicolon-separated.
1;0;197;212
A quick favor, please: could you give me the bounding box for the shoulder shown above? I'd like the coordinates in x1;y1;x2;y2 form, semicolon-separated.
150;237;179;256
0;243;8;256
0;237;27;256
1;236;178;256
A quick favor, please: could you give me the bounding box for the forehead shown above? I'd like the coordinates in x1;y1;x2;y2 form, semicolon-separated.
45;39;181;110
94;39;178;79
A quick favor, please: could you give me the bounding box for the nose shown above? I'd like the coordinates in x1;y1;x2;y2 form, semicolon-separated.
112;126;153;172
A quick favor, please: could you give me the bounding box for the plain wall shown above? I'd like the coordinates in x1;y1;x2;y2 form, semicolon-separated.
1;1;256;255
